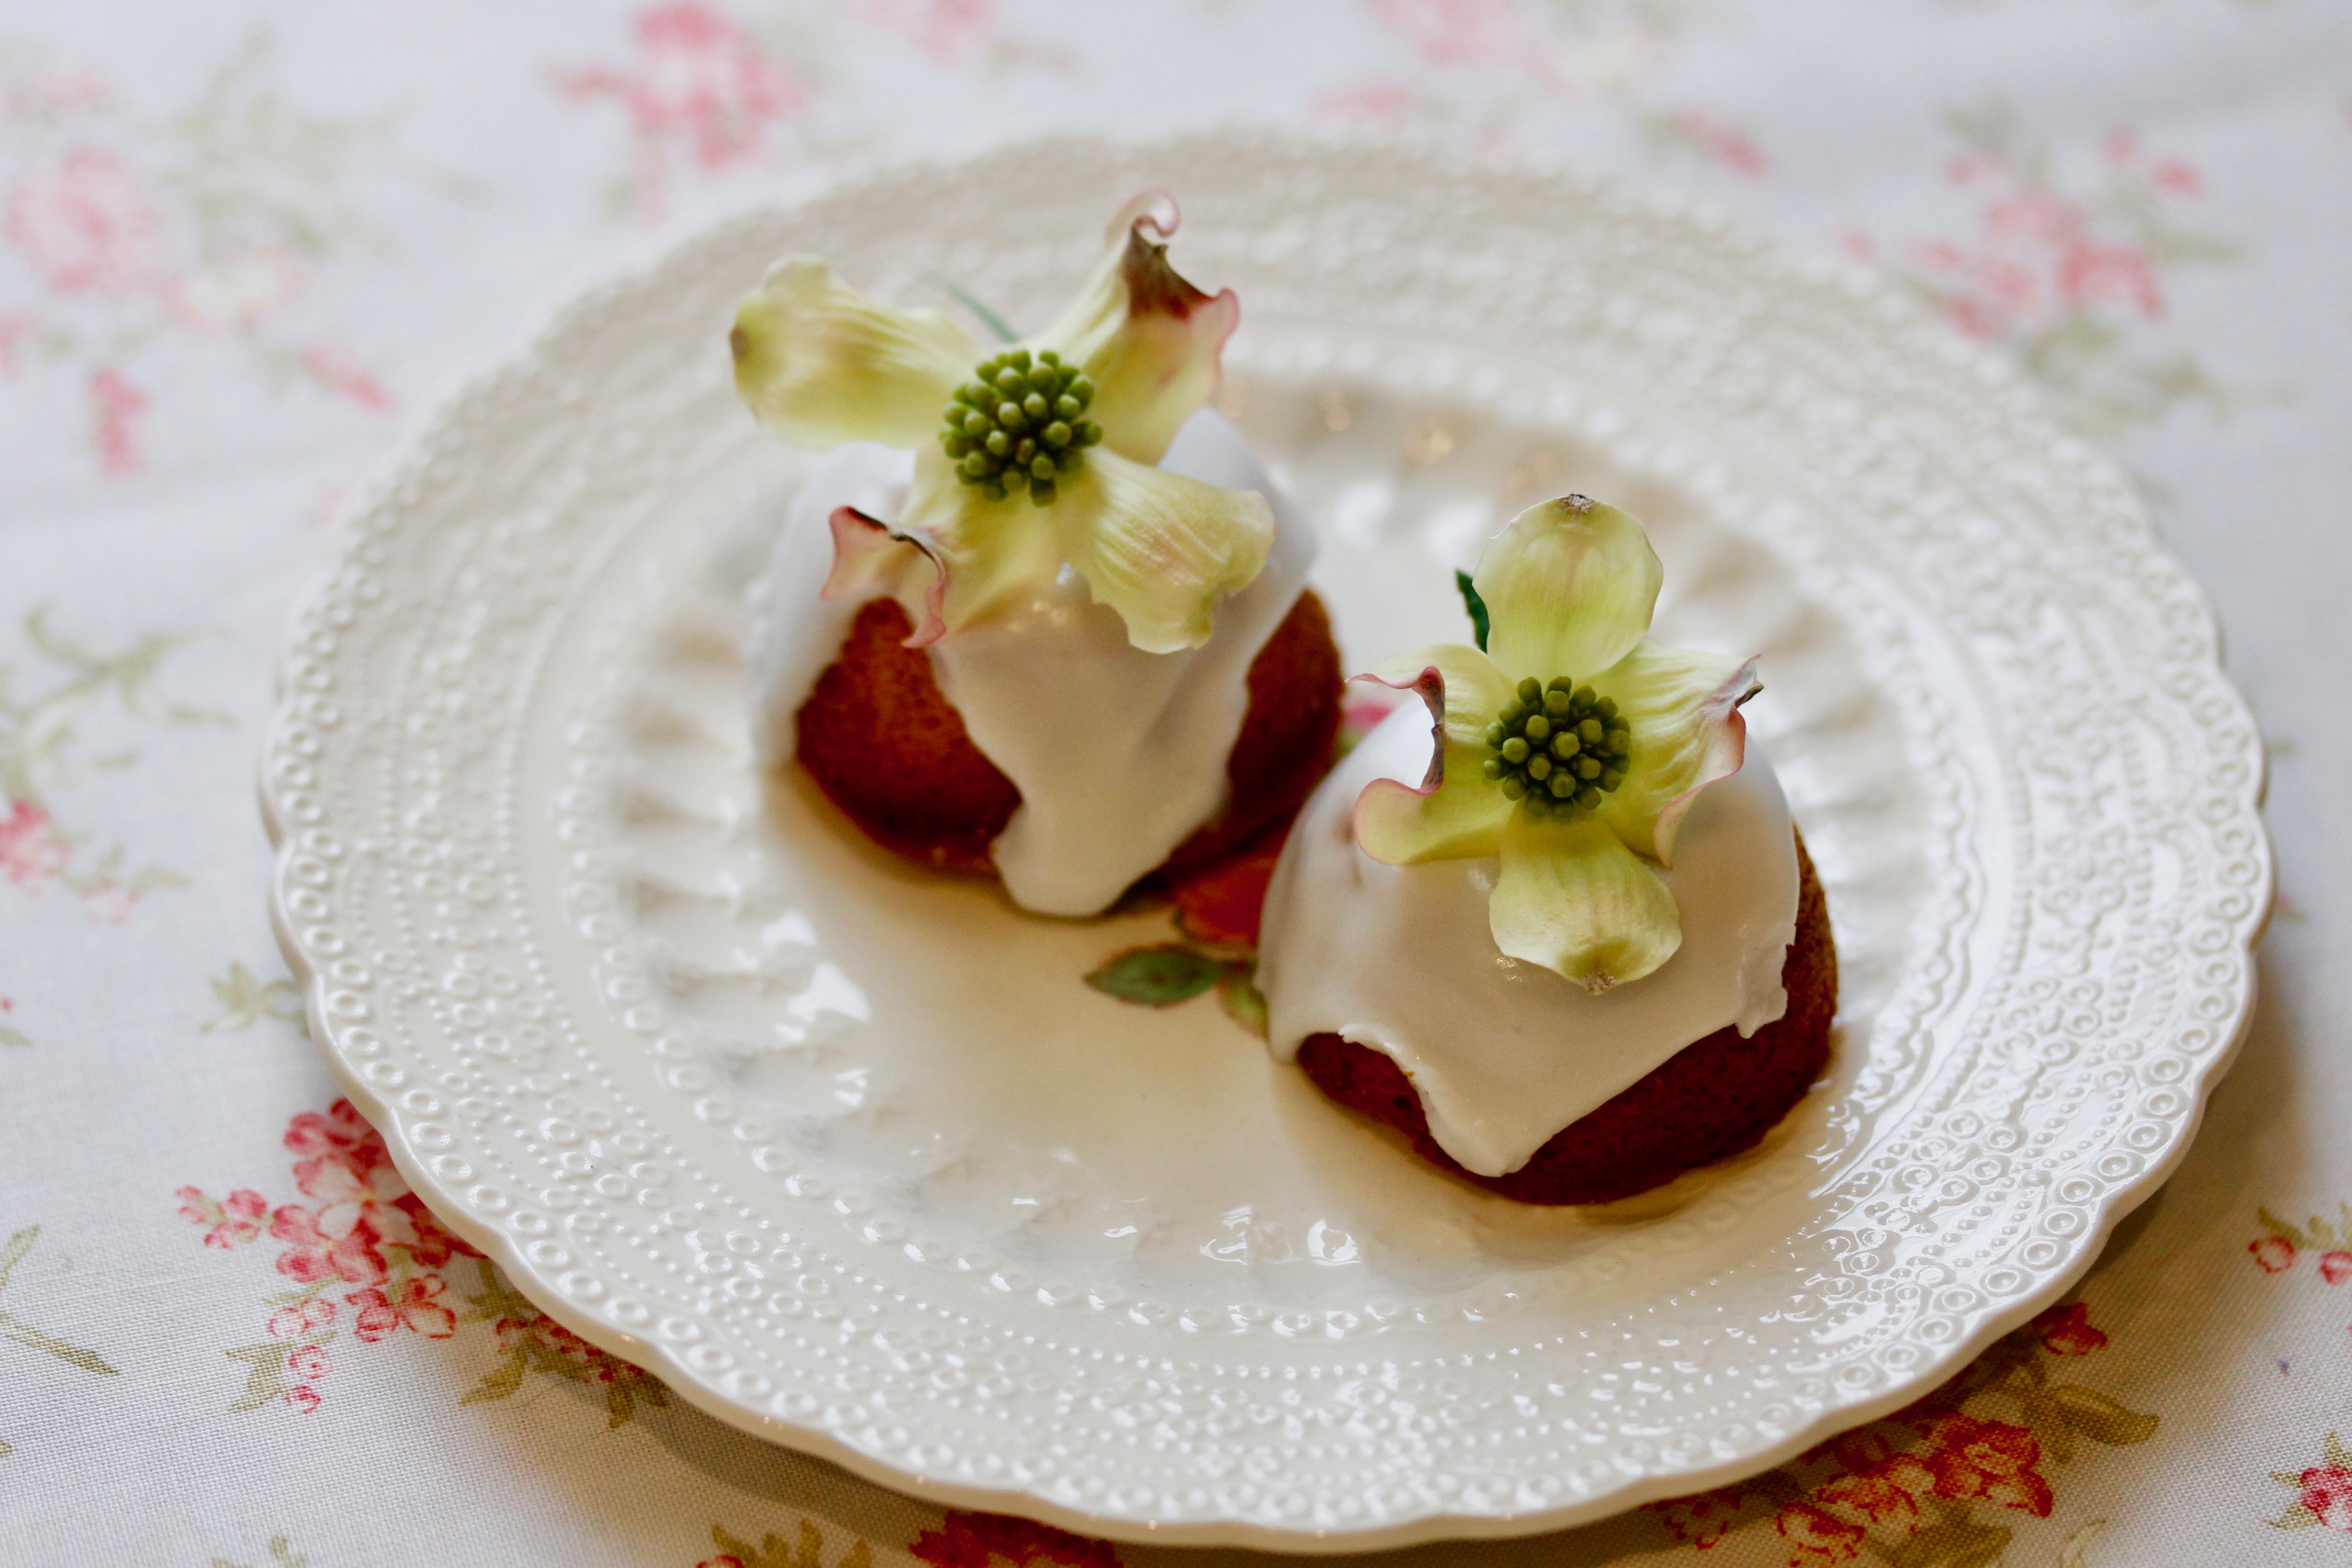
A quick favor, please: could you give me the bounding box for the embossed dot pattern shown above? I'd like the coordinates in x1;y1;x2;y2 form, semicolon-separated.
260;137;2269;1550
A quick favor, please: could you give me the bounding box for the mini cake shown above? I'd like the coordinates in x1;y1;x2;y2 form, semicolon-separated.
1256;496;1835;1204
735;192;1339;915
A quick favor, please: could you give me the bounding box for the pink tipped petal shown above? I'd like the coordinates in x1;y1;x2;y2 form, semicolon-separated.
1472;496;1664;685
1365;643;1518;753
731;257;978;451
1349;649;1516;866
1353;664;1447;790
1491;811;1683;992
1107;187;1181;242
1035;194;1237;466
1594;643;1762;865
821;505;949;647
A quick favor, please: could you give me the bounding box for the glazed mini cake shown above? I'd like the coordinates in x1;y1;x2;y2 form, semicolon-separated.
733;192;1340;915
1256;496;1835;1204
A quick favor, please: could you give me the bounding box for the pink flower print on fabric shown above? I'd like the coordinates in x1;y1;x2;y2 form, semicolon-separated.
0;801;71;890
2300;1466;2352;1531
1368;0;1527;66
177;1185;268;1250
2253;1235;2297;1272
5;145;165;296
556;1;806;222
347;1274;458;1343
88;368;146;474
863;0;999;64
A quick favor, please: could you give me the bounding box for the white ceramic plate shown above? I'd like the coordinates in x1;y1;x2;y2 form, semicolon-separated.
263;132;2270;1552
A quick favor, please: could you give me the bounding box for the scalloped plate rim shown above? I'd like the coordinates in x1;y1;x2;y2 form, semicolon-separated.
260;128;2272;1553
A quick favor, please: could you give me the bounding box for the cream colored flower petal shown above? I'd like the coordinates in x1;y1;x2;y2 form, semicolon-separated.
1472;496;1664;685
900;447;1062;634
731;257;979;450
821;506;948;647
1593;640;1760;865
1491;810;1683;992
1052;447;1272;654
1033;191;1238;467
1352;652;1515;866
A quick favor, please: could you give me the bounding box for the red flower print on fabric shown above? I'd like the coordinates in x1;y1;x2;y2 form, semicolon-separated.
1648;1299;2154;1563
1921;1414;2053;1517
1774;1500;1865;1565
2031;1300;2108;1355
911;1510;1123;1568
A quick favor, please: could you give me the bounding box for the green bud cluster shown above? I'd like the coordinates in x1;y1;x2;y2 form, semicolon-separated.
939;348;1104;506
1482;676;1632;817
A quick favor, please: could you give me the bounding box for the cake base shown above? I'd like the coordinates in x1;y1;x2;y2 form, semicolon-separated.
793;590;1342;885
1295;832;1835;1205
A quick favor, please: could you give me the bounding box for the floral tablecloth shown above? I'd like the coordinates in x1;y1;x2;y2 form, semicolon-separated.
4;2;2348;1564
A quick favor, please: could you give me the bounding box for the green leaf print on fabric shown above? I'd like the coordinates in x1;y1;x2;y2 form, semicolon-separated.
458;1258;670;1428
212;1536;309;1568
203;961;305;1034
0;1226;121;1457
703;1520;874;1568
1;608;225;924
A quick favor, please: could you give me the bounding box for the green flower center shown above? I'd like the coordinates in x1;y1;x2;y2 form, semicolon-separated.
1482;676;1631;819
939;348;1104;507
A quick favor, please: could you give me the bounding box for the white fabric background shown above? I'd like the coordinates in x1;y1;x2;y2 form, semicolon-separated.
2;2;2348;1563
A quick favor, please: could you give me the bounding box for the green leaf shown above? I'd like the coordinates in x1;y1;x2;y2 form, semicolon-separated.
1216;969;1269;1038
2274;1503;2322;1529
2045;1383;2159;1446
925;275;1019;345
0;1314;117;1376
1085;944;1223;1007
0;1227;36;1292
226;1342;290;1413
1883;1519;2013;1568
2057;1521;2108;1568
2329;1431;2352;1471
606;1380;636;1428
2258;1207;2309;1248
1455;569;1490;652
460;1350;528;1406
2021;1391;2075;1463
0;1026;27;1048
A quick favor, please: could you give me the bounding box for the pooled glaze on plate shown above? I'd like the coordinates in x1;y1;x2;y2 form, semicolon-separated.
1259;701;1798;1177
745;409;1313;914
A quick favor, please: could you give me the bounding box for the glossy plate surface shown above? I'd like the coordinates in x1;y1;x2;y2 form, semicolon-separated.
262;132;2269;1551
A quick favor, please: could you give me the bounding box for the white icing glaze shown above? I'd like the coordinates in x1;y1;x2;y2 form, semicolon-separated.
1257;702;1798;1179
745;410;1316;916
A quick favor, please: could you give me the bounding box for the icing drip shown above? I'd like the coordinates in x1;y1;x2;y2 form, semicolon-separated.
1256;702;1798;1179
745;409;1316;916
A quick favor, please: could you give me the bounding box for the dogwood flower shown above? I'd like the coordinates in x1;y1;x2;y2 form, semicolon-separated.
1355;496;1761;992
729;190;1273;655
